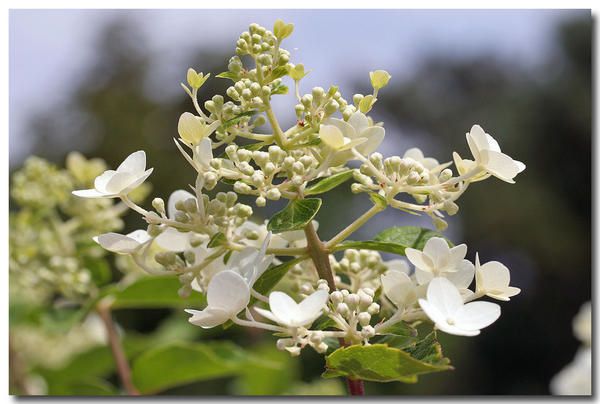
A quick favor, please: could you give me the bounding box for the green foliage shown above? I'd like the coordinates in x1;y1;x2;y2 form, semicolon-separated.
267;198;322;233
131;341;273;394
375;322;419;349
333;226;450;255
207;232;227;248
322;333;451;383
109;276;205;309
253;257;306;296
305;170;354;196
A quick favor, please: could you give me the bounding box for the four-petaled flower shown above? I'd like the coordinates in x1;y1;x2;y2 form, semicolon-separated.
419;277;501;336
459;124;526;183
178;112;221;146
405;237;474;289
254;290;329;328
155;189;199;252
72;151;153;198
474;253;521;301
185;270;251;328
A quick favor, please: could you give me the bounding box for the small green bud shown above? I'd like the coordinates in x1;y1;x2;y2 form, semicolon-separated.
152;198;165;215
187;68;209;89
273;19;294;40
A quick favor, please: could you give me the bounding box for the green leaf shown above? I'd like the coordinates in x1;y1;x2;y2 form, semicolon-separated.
374;226;452;250
221;110;257;130
267;198;322;233
332;240;408;255
207;232;227;248
110;276;205;309
46;377;117;395
131;341;250;394
216;71;240;82
374;321;419;349
269;66;289;81
305;170;354;196
404;332;451;368
333;226;451;256
271;84;289;95
253;257;305;296
322;343;451;383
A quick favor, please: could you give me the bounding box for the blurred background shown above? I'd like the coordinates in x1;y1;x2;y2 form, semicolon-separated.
9;9;591;395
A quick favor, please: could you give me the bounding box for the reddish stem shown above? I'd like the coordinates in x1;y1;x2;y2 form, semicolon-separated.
346;378;365;396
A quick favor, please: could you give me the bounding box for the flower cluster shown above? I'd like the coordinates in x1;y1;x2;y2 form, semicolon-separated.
10;154;148;304
73;20;525;377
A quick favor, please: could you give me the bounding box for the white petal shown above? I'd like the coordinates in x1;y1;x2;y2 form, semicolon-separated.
455;301;501;331
185;307;230;329
104;171;137;194
426;277;464;317
269;291;301;326
72;188;113;198
126;230;151;244
348;112;369;133
325;117;357;139
206;270;250;313
296;289;329;325
418;298;448;328
485;133;502;152
448;244;468;267
154;227;191;252
414;267;434;285
479;150;521;183
168;190;196;220
403;147;425;161
196;138;214;167
422;237;451;269
356;127;385;155
381;270;416;307
479;261;511;290
385;259;411;275
319;125;346;150
122;168;153;193
94;170;117;193
405;248;433;272
94;232;142;253
467;125;488;159
446;260;475;289
515;160;526;173
253;307;279;323
117;150;146;174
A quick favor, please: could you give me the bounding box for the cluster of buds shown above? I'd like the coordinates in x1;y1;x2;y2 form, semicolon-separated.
226;144;320;206
331;249;387;292
329;288;380;344
294;86;347;129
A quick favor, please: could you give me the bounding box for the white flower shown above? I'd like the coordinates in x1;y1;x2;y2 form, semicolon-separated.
72;151;153;198
385;259;411;275
405;237;474;289
227;233;274;286
573;301;591;346
190;247;227;293
319;124;367;166
154;190;199;252
325;112;385;158
550;347;592;395
254;290;329;328
93;230;151;254
381;269;423;309
178;112;220;146
418;277;501;336
474;254;520;301
185;270;250;328
464;124;525;183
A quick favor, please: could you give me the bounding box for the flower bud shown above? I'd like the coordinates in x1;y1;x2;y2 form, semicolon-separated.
256;196;266;207
358;312;372;327
152;198;166;215
336;302;349;316
369;70;391;90
266;188;281;200
367;302;380;315
330;291;344;304
361;325;376;339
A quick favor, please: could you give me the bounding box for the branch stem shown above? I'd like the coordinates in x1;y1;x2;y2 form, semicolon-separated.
96;302;139;396
326;204;384;249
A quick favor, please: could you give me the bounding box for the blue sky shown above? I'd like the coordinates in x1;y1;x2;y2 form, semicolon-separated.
9;9;586;163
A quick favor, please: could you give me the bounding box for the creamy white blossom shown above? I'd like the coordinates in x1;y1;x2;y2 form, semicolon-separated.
185;270;250;328
405;237;474;289
418;277;501;336
326;112;385;157
474;254;520;301
178;112;221;146
93;230;151;254
254;289;329;328
463;124;525;183
381;269;422;309
402;148;445;172
72;151;153;198
573;301;592;346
